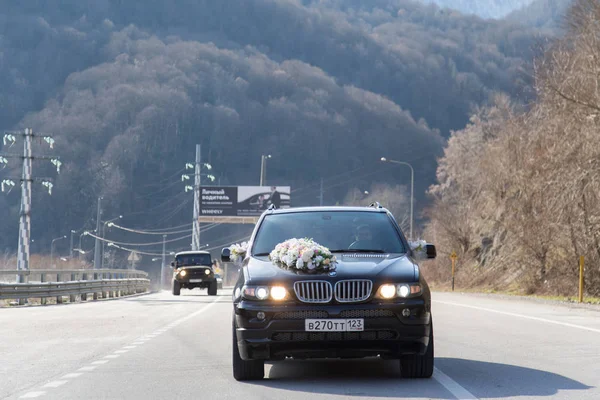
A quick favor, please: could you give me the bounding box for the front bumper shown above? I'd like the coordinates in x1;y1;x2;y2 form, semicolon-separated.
174;276;216;287
234;299;431;361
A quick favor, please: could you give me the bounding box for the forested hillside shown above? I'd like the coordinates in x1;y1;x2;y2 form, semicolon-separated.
0;0;560;260
425;0;600;297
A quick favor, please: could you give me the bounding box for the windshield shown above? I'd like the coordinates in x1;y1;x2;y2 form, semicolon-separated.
175;254;212;267
251;211;406;255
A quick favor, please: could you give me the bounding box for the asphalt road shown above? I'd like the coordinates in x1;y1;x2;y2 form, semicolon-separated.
1;290;599;400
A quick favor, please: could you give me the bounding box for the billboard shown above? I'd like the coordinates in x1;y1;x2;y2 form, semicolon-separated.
200;186;291;217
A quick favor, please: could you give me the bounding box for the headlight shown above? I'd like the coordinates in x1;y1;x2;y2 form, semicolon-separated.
242;285;288;301
397;284;410;298
270;286;287;301
379;284;396;299
204;269;211;275
375;283;422;299
255;287;269;300
179;270;187;277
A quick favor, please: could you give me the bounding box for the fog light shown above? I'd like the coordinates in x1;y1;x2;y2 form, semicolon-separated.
256;311;266;320
402;308;411;317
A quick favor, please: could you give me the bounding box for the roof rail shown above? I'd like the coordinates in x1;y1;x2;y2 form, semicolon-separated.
368;202;383;209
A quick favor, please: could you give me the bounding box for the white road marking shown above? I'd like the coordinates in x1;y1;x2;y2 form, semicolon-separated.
434;300;600;334
61;373;82;379
132;342;145;345
43;381;67;388
15;296;224;398
20;392;46;398
434;368;478;400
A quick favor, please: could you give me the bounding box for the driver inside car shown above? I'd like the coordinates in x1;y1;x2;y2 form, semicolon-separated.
350;224;378;250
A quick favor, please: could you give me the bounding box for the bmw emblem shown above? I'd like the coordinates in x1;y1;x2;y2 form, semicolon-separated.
329;271;337;277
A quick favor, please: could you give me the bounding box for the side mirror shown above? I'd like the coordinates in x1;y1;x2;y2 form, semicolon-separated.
170;261;175;268
221;247;231;263
426;244;436;259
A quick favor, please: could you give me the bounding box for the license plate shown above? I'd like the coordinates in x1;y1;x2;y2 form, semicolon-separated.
189;279;203;283
305;319;364;332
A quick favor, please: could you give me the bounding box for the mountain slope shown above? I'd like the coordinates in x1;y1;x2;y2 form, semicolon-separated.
0;0;565;251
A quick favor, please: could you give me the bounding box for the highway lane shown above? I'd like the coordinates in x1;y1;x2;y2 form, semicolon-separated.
1;290;598;399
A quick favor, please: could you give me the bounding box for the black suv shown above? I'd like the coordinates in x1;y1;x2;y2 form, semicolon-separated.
222;205;436;381
171;251;218;296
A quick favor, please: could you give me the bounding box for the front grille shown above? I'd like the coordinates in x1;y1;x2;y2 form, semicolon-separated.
185;268;211;278
272;330;397;341
273;310;329;320
294;281;333;304
334;280;373;303
339;309;395;318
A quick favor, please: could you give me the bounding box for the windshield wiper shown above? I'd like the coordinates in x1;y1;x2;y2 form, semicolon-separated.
329;249;386;253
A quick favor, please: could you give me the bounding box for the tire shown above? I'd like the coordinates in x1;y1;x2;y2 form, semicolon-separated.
400;322;434;378
232;323;264;381
172;280;181;296
208;280;218;296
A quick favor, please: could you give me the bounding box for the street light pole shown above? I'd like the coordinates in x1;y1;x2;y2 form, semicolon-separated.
93;197;103;269
50;235;67;268
161;234;167;290
79;231;89;260
260;154;272;186
102;215;122;268
380;157;414;240
70;229;76;259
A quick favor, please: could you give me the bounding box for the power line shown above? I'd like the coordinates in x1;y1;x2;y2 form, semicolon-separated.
107;222;220;236
140;167;186;189
131;222;192;232
106;243;167;257
142;196;193;229
204;233;253;252
85;231;193;247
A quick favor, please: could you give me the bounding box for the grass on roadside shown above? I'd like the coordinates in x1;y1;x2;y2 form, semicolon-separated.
431;284;600;305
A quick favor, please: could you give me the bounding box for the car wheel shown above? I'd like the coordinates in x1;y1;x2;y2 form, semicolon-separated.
232;322;264;381
400;321;434;378
208;280;218;296
172;280;181;296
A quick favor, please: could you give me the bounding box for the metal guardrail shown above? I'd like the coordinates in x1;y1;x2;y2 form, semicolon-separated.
0;269;150;305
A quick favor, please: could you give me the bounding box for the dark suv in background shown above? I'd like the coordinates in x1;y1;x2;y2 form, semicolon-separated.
171;251;218;296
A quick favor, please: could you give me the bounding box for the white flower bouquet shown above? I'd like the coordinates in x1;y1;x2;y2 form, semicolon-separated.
269;238;337;273
229;241;249;263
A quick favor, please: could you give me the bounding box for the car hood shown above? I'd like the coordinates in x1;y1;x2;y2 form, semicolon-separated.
245;253;417;283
